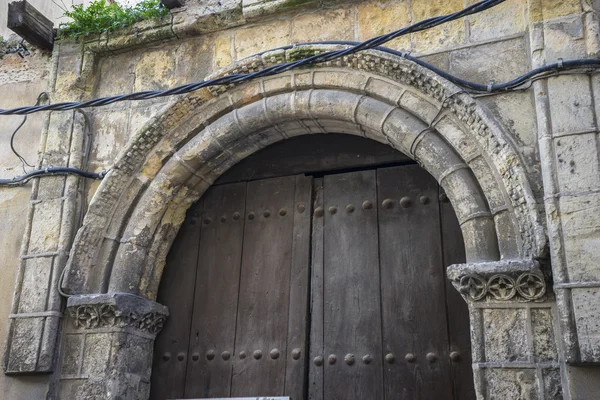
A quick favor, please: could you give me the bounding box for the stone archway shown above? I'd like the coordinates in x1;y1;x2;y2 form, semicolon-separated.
58;45;548;399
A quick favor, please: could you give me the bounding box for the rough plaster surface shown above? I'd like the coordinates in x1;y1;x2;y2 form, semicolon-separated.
1;0;600;398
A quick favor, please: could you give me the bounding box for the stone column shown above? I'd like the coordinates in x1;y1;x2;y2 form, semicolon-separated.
57;293;168;399
448;260;561;399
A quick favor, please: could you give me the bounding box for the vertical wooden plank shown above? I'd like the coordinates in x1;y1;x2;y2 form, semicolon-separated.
150;199;203;400
308;178;324;400
231;176;298;397
322;170;383;400
184;183;247;398
440;187;476;400
377;165;453;400
284;175;313;400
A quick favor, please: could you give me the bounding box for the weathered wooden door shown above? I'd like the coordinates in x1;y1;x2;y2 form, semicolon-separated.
151;163;474;400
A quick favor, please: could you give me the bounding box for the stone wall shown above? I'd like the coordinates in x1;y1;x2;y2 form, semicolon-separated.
0;47;52;397
2;0;600;398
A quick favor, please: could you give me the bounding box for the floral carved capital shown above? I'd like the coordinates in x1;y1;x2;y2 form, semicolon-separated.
67;293;169;336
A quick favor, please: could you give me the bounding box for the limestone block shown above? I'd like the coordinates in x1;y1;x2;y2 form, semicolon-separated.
418;52;449;70
61;334;83;376
479;91;537;150
17;258;53;313
36;176;67;201
82;334;112;377
448;37;528;84
174;36;214;84
292;8;354;43
560;193;600;281
411;0;465;53
134;48;178;92
28;199;63;254
44;112;75;155
483;309;529;362
95;52;137;99
215;32;233;69
5;318;44;372
356;0;410;51
543;14;586;61
467;0;526;42
572;288;600;361
543;369;562;400
483;368;539;399
89;110;132;173
234;20;291;60
532;308;558;362
553;133;600;194
529;0;581;22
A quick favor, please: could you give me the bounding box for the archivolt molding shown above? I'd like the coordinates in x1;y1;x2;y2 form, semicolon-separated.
63;45;546;298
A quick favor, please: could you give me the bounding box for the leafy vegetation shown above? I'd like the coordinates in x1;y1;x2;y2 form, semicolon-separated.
57;0;169;39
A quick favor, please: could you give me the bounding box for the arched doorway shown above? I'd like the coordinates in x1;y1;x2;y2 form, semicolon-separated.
150;134;475;400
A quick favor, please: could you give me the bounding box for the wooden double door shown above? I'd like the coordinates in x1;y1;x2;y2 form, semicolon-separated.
151;164;475;400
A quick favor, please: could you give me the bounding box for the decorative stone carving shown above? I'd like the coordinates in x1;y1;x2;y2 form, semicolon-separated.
66;292;168;336
449;259;547;302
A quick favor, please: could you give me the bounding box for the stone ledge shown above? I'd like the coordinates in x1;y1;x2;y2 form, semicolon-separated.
66;293;169;336
448;259;548;302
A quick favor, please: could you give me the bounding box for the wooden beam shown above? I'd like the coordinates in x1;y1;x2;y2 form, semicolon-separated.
7;1;54;51
160;0;183;9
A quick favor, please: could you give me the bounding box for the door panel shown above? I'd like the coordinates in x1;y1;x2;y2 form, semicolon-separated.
321;170;384;400
151;199;203;400
152;164;474;400
184;183;247;398
377;165;453;399
231;175;313;397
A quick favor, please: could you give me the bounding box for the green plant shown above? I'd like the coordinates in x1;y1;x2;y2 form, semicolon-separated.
57;0;169;39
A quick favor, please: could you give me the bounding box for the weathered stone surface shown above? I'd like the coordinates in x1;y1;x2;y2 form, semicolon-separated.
543;14;586;61
411;0;465;53
571;288;600;361
467;0;526;41
553;133;600;194
449;38;528;89
292;8;354;43
483;309;529;362
357;0;410;50
529;0;581;22
483;368;539;399
234;20;291;59
532;308;558;362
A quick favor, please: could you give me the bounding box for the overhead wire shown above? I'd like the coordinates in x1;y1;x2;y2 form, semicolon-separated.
0;0;509;115
3;0;599;188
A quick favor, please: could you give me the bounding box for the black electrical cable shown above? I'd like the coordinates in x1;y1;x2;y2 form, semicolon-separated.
0;0;508;116
10;92;49;172
0;167;106;187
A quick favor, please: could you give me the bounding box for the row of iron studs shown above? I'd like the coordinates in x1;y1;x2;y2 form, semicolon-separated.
162;349;460;364
195;193;450;225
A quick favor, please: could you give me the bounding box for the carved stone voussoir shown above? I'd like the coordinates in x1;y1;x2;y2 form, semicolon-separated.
447;259;547;302
66;292;169;336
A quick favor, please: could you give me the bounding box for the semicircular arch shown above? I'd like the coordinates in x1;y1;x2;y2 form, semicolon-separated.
64;45;545;299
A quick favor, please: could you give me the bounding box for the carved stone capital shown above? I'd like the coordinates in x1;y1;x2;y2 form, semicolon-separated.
66;293;169;336
447;259;548;302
